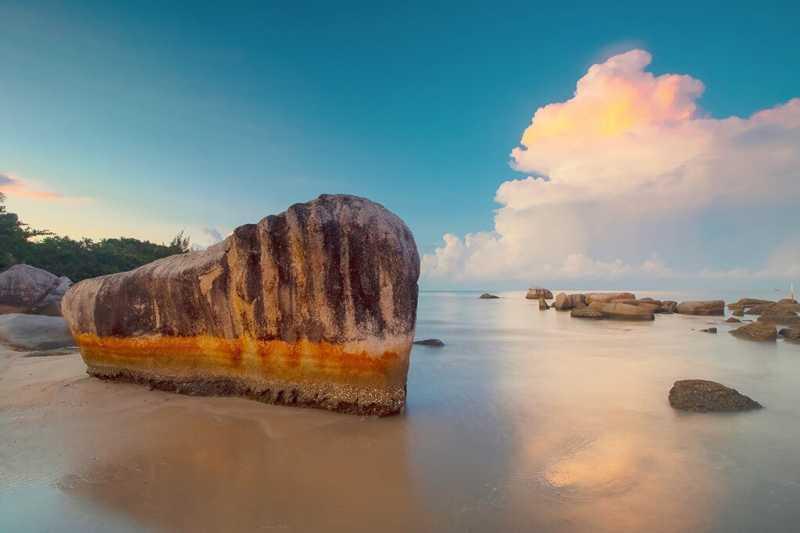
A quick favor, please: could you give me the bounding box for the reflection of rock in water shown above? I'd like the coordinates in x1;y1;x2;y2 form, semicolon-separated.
59;403;427;533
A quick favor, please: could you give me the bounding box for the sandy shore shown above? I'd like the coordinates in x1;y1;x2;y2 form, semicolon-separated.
0;345;428;532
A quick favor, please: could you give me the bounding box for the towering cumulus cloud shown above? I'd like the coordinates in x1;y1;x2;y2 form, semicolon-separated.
423;50;800;284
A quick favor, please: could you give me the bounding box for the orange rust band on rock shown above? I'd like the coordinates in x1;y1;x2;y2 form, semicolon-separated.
74;333;408;388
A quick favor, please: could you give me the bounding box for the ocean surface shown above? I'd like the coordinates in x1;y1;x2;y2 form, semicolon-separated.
2;288;800;532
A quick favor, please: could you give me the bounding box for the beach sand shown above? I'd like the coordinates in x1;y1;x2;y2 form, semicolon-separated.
0;345;428;532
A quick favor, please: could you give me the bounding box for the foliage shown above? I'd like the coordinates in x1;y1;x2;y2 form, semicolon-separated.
0;194;190;281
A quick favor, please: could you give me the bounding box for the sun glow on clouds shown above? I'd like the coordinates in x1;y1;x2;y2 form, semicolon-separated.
423;49;800;284
1;173;61;200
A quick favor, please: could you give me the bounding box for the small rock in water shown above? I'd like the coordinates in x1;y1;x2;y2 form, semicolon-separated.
699;327;717;334
729;322;778;341
479;293;500;299
413;338;445;347
669;379;762;412
725;317;741;323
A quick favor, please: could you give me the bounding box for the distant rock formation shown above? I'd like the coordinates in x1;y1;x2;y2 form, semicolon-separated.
584;292;635;304
588;301;655;321
525;288;553;300
0;264;71;316
676;300;725;316
669;380;762;412
730;322;778;342
553;292;586;311
479;293;500;299
62;195;420;416
570;307;604;319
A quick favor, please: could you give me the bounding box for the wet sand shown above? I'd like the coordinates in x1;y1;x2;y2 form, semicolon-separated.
3;290;800;532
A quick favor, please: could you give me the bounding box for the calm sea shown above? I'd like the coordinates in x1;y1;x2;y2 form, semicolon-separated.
2;288;799;532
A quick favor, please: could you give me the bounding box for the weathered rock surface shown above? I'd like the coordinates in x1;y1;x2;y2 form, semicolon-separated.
0;313;75;350
479;293;500;299
730;322;778;342
538;297;549;310
62;195;420;416
584;292;635;304
669;380;762;412
413;338;445;347
590;302;655;321
0;264;72;316
525;288;553;300
553;293;586;311
676;300;725;316
570;307;604;319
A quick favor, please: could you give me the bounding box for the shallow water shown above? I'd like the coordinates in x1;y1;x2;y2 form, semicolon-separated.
2;289;799;532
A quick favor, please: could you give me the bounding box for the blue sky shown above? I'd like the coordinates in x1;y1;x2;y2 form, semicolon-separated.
1;1;798;287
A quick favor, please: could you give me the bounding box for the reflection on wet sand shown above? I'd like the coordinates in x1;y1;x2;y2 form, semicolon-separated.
58;400;426;532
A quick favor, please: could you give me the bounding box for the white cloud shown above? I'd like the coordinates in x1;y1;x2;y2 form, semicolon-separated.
423;49;800;285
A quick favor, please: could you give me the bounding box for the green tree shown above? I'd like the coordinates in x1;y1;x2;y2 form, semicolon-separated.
1;193;191;280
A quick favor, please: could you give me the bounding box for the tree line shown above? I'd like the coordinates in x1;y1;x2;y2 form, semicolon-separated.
0;192;190;281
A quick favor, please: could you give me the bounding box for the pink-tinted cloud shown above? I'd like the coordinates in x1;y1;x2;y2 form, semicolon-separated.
423;50;800;284
0;172;86;202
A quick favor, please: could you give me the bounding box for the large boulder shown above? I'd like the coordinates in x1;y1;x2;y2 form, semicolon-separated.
62;195;420;416
668;380;762;412
0;313;75;351
753;303;800;326
590;301;655;321
0;264;71;316
730;322;778;342
676;300;725;316
525;287;553;300
584;292;635;304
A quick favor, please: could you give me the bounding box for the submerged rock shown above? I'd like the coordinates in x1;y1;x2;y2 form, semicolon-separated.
0;264;71;316
525;287;553;300
62;195;420;416
699;327;717;334
725;317;741;323
669;380;762;412
413;338;445;347
479;293;500;299
730;322;778;342
0;313;75;351
676;300;725;316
